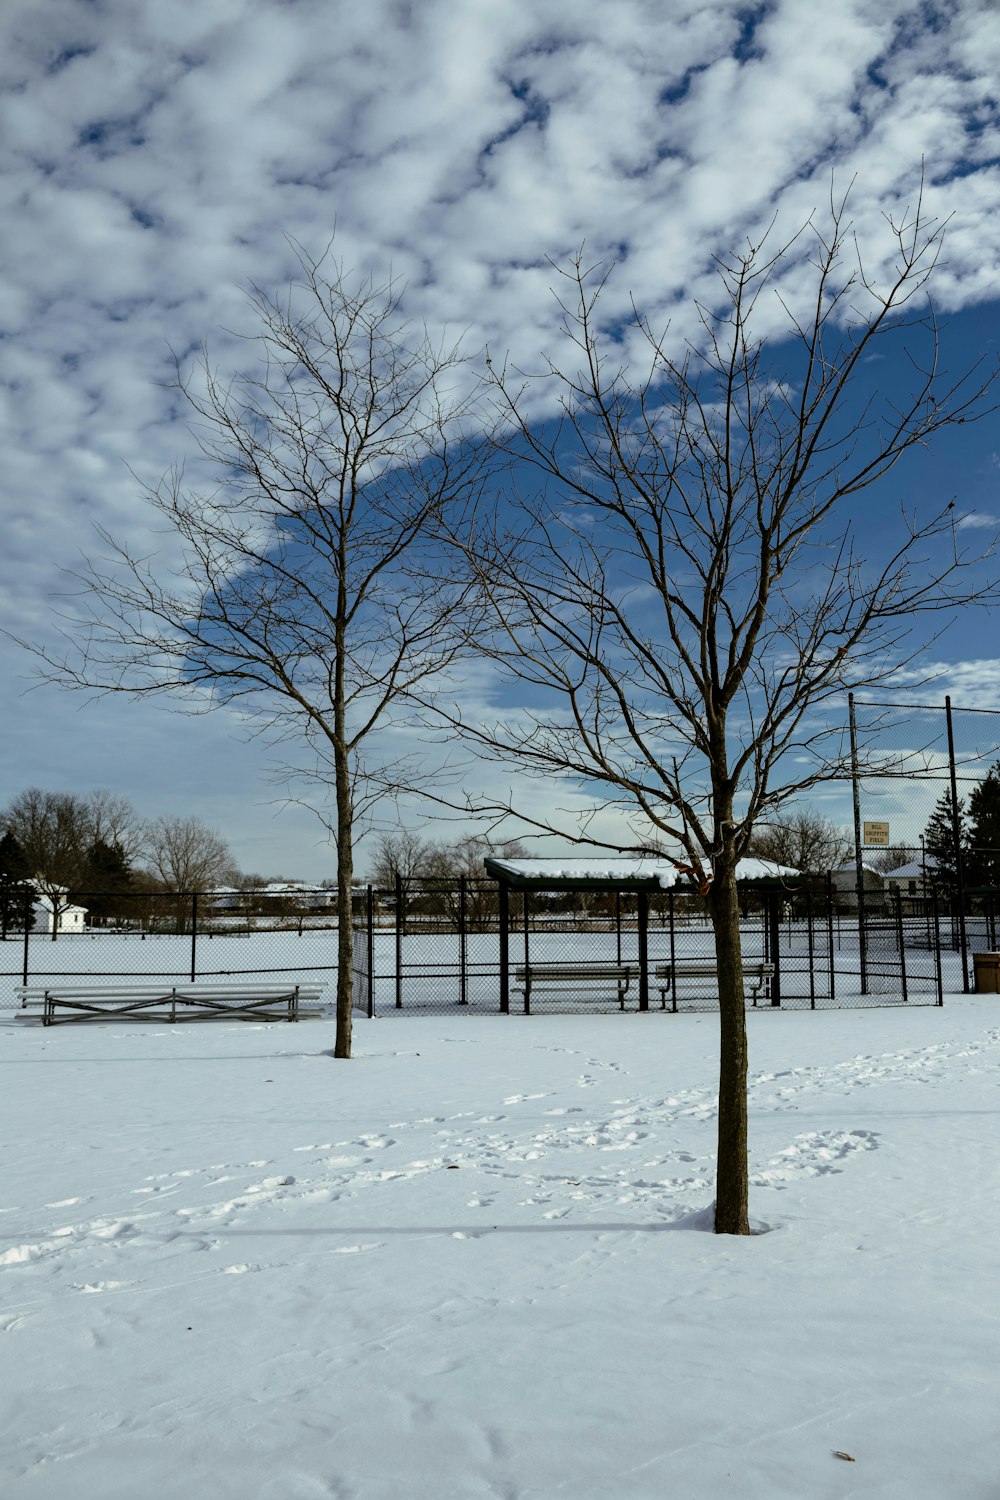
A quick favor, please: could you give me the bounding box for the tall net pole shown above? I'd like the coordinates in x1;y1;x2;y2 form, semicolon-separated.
848;693;869;995
945;696;970;991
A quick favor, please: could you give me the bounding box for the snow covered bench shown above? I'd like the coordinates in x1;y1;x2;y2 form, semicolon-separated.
514;963;635;1013
17;982;326;1026
653;960;775;1011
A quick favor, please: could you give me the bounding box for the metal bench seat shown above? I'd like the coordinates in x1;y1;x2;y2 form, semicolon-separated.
653;960;775;1010
514;963;634;1013
17;981;326;1025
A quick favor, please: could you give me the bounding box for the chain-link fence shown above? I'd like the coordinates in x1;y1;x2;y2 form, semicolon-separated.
0;888;344;1013
1;875;949;1017
848;695;1000;990
358;876;942;1013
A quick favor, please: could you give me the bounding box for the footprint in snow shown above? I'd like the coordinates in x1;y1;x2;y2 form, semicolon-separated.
753;1129;879;1187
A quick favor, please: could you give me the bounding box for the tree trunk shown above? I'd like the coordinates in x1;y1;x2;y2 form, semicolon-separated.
333;739;354;1059
709;862;751;1235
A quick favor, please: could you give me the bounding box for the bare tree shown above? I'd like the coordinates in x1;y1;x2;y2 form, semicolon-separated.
368;828;433;927
21;251;489;1057
369;828;432;890
1;788;92;939
746;809;852;874
451;188;998;1232
142;815;235;891
86;789;145;866
423;834;527;929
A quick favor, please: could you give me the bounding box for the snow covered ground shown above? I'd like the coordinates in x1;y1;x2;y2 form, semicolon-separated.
3;998;1000;1498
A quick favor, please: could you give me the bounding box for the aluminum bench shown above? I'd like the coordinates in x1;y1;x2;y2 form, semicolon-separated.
653;960;775;1011
17;982;326;1026
514;963;634;1013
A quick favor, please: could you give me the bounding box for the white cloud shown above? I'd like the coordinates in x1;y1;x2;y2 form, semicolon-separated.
3;0;1000;872
956;512;1000;530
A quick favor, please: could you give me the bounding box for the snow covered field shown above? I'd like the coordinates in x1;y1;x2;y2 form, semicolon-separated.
3;998;1000;1498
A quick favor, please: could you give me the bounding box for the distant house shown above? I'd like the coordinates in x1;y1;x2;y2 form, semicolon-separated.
829;862;884;911
883;858;937;900
31;891;87;935
206;882;334;922
259;883;333;910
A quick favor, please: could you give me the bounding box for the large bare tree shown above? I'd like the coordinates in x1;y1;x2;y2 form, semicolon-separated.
450;189;998;1233
1;787;93;939
746;808;852;875
24;252;488;1056
143;814;235;891
86;789;146;867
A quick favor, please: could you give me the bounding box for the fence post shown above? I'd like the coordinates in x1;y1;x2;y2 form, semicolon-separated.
827;873;836;1002
668;889;677;1013
945;696;970;992
395;874;403;1009
894;889;908;1004
367;884;375;1018
459;875;468;1005
22;890;32;987
932;887;944;1005
190;892;198;982
807;888;816;1010
637;890;649;1011
522;889;530;1012
849;692;869;995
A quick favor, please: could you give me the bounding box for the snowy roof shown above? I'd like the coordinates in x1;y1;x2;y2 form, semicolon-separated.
33;895;87;914
733;858;801;881
483;856;800;890
883;859;936;879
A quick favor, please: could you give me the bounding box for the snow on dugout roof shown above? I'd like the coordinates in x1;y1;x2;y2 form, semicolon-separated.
483;856;800;890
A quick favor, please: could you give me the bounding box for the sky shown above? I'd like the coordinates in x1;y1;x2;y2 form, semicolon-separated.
2;0;1000;881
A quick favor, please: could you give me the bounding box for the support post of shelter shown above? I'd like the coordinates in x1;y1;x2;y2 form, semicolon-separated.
499;880;509;1014
766;893;781;1007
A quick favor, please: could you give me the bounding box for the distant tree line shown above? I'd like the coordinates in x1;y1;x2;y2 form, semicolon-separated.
0;787;240;935
367;831;528;930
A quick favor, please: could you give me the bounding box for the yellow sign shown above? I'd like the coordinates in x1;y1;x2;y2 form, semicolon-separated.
863;821;890;846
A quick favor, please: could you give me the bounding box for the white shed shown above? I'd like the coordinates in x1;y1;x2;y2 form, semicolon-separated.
830;862;884;911
31;893;88;935
883;858;937;899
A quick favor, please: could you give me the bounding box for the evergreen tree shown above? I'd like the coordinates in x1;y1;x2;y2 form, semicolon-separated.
967;761;1000;890
922;790;969;900
0;830;32;939
74;839;134;926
